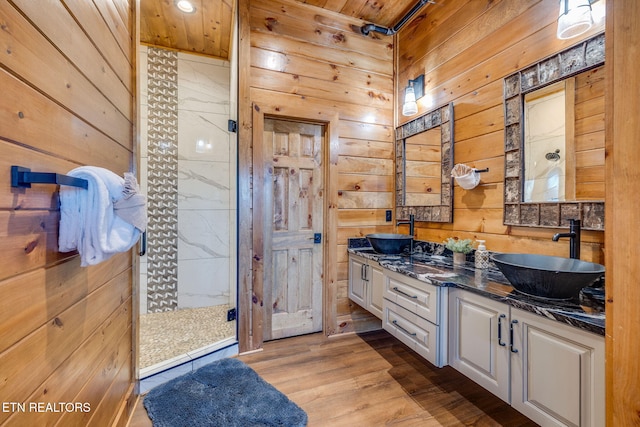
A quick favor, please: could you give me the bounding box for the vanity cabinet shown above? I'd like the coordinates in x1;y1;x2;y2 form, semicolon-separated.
348;254;383;319
449;289;604;427
382;270;447;367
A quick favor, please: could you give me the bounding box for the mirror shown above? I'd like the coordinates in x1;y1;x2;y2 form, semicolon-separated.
523;65;605;204
396;103;454;223
503;33;604;230
523;80;570;202
404;127;442;206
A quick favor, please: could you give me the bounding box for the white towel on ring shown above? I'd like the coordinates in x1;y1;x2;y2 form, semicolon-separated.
58;166;144;266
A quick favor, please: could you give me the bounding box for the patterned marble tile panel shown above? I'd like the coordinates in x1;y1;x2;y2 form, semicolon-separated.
178;110;231;162
178;55;230;115
177;209;230;260
146;47;179;313
178;50;230;67
178;258;231;308
178;159;231;210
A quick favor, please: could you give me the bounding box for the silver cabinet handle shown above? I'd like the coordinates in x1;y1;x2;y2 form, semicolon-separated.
510;319;519;353
393;286;418;299
392;320;417;337
498;313;506;347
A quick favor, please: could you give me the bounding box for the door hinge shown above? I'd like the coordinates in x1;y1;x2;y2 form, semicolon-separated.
228;119;237;133
227;308;237;322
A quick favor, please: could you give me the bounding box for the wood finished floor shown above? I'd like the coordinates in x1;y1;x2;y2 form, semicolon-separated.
128;330;537;426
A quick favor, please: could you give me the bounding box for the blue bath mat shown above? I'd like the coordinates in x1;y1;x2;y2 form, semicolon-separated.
143;358;307;427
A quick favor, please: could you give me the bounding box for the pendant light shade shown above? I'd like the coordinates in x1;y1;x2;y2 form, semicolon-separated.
402;85;418;116
557;0;593;40
402;75;424;117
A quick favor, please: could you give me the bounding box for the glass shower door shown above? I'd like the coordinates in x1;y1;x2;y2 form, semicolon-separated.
138;46;237;376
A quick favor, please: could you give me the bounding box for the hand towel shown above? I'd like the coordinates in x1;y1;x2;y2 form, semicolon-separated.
114;172;147;231
58;166;144;266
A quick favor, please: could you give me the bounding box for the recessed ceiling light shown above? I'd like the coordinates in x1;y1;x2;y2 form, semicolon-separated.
175;0;196;13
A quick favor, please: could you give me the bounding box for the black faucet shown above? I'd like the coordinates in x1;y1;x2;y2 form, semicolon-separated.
397;214;415;254
397;214;415;237
552;219;581;259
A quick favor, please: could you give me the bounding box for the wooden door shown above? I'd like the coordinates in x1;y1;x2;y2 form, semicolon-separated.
262;118;324;340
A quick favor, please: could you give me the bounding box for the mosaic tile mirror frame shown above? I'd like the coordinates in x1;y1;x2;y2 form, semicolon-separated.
502;33;605;231
396;102;454;223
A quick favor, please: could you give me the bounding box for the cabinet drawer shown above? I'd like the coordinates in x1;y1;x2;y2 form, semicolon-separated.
384;270;440;325
383;299;440;367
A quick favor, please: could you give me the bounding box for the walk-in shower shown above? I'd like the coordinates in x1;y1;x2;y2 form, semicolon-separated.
138;46;237;376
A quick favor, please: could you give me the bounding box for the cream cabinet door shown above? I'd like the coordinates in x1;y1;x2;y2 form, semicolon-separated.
510;307;605;427
448;289;511;403
348;255;367;309
348;255;383;320
368;263;384;319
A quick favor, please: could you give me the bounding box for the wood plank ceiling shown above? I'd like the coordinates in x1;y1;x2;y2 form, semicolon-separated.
140;0;236;60
298;0;420;28
139;0;420;60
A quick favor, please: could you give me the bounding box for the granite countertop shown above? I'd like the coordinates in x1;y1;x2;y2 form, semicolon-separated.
347;239;605;336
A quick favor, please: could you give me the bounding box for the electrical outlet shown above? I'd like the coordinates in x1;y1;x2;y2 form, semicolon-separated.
385;210;392;222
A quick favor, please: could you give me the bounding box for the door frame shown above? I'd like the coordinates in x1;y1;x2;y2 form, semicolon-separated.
240;102;339;352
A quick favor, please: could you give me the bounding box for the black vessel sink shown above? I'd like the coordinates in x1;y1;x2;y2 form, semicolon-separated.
366;233;412;254
491;253;605;300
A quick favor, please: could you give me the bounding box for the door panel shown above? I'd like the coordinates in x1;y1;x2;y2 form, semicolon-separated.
369;264;384;319
263;118;324;340
511;308;604;427
449;289;510;403
348;256;366;307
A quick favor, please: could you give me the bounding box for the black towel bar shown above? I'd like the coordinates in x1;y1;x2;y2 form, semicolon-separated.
473;168;489;173
11;165;88;189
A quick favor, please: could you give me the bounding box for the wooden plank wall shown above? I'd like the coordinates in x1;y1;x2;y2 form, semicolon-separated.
574;66;605;200
0;1;136;426
605;1;640;424
238;0;395;349
396;0;605;263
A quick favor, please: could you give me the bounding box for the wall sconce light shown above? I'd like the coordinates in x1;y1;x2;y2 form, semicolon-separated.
402;75;424;117
557;0;593;39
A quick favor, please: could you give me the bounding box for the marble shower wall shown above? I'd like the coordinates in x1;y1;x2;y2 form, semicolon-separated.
139;45;236;314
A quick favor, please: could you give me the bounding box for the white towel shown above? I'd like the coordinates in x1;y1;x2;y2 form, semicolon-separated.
59;166;143;266
113;172;147;231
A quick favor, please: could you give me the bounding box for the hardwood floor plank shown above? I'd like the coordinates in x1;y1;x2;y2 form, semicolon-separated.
128;330;537;426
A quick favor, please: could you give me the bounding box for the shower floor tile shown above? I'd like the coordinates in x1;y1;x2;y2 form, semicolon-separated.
139;305;236;369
